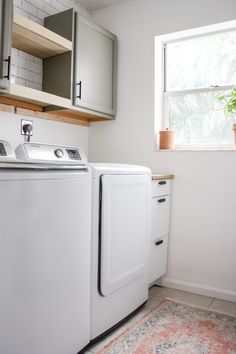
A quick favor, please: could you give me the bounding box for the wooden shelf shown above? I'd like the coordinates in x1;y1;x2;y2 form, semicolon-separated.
0;84;114;125
8;83;72;108
12;13;72;58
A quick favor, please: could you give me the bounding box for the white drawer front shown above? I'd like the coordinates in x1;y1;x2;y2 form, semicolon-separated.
151;195;170;241
149;237;168;284
152;179;171;197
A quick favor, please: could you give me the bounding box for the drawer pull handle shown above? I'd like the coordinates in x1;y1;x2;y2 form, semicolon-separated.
76;81;82;99
155;240;164;246
158;198;166;203
3;56;11;80
158;181;166;185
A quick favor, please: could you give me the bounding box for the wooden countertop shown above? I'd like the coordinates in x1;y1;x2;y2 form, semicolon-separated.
152;174;174;180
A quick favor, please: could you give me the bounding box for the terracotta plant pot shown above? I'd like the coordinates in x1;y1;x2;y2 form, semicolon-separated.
159;129;175;149
233;123;236;147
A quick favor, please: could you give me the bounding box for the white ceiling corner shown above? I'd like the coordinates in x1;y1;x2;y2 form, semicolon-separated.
77;0;126;12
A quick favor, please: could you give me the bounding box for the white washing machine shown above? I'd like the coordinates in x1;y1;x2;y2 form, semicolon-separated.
89;163;151;340
0;142;91;354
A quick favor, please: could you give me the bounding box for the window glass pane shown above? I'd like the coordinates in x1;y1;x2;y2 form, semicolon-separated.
166;31;236;91
168;90;233;145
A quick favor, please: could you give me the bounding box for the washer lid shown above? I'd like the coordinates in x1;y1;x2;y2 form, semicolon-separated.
15;143;87;165
89;163;151;178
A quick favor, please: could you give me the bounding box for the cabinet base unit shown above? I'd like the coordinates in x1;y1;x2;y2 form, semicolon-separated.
149;176;173;286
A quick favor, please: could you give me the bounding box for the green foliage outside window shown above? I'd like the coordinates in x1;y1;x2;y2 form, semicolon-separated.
218;87;236;119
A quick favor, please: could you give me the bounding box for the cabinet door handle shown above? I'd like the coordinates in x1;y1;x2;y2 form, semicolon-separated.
155;240;163;246
158;198;166;203
76;81;82;99
3;56;11;80
158;181;166;185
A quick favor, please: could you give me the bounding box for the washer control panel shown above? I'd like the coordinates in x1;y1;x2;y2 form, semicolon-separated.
66;149;81;160
0;141;16;160
54;148;64;158
15;143;86;164
0;142;7;156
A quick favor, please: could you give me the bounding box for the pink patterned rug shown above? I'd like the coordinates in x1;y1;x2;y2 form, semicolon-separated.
97;299;236;354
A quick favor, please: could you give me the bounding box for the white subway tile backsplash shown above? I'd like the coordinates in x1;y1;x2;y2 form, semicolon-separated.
15;77;26;86
22;0;37;16
32;72;42;84
14;0;22;7
25;80;42;90
43;4;57;15
28;0;45;11
18;50;34;61
18;67;34;81
34;57;42;64
51;0;64;11
59;0;69;5
14;6;30;18
29;14;42;24
37;8;48;20
11;48;19;56
11;65;18;76
19;50;34;61
26;60;42;74
12;54;26;68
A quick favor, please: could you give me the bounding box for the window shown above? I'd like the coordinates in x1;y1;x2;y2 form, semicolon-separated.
155;20;236;149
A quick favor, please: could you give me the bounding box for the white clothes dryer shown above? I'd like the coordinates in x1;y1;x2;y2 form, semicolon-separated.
89;163;151;340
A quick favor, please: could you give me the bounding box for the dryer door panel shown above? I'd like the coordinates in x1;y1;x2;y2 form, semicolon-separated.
100;174;150;296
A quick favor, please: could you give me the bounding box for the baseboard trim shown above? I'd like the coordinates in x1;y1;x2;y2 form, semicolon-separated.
158;277;236;302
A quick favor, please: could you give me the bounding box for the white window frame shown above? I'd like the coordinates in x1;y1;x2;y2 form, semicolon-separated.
155;19;236;150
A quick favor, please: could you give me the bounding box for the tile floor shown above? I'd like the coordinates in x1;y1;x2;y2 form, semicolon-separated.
84;286;236;353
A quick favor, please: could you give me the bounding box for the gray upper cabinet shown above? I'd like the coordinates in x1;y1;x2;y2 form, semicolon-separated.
43;10;117;118
0;0;12;91
74;16;116;116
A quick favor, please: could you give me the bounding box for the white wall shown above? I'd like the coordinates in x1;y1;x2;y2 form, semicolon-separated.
0;0;90;155
90;0;236;301
0;112;89;152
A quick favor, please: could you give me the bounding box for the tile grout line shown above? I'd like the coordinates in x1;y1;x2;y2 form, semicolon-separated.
207;297;215;308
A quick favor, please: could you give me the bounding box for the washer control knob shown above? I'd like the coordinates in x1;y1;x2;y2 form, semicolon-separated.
54;148;64;158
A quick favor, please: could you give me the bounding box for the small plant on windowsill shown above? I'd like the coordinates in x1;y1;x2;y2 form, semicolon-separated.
218;87;236;146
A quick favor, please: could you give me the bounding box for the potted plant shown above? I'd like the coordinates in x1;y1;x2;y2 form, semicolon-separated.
218;87;236;146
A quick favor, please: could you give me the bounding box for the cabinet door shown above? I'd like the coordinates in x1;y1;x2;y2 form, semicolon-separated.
149;236;168;284
151;195;170;241
0;0;12;91
74;15;116;116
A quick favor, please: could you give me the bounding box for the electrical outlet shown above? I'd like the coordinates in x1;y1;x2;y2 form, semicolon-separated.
21;119;33;136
